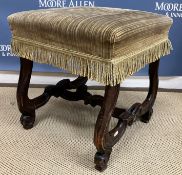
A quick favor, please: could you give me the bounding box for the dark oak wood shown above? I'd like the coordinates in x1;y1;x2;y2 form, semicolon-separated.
17;58;54;129
17;57;159;171
93;60;159;171
17;58;125;129
94;84;120;171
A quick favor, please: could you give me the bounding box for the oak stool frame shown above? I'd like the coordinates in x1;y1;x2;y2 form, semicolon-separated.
17;57;159;172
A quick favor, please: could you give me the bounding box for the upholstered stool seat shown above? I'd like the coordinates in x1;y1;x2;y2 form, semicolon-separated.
8;7;173;171
8;7;172;85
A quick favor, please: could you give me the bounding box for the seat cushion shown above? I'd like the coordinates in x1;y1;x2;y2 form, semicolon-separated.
8;7;173;85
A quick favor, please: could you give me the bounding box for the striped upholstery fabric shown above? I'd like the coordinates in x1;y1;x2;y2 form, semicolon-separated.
8;7;173;86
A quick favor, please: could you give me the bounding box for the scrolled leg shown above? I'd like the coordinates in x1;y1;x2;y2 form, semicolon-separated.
94;84;120;171
16;58;92;129
93;60;160;171
116;60;160;125
140;59;159;123
17;58;52;129
17;58;35;129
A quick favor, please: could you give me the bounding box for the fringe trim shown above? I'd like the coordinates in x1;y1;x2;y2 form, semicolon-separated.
11;38;172;86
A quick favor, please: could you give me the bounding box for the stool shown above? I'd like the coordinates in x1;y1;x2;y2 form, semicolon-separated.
8;7;173;171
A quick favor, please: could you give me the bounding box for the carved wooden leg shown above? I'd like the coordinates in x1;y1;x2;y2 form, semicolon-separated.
17;57;89;129
94;84;120;171
93;60;160;171
17;58;35;129
17;58;53;129
114;59;160;127
17;58;159;170
140;59;159;123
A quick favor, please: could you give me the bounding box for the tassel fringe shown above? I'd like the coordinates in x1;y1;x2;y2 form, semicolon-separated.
11;38;172;86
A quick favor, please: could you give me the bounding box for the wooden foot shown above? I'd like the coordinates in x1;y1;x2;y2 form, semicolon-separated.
94;149;112;172
140;108;153;123
20;114;35;129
